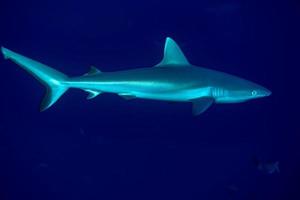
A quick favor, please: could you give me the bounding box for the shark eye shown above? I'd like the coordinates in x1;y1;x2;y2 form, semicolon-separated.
251;90;257;96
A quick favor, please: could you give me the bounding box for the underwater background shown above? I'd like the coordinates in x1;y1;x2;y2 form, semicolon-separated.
0;0;299;199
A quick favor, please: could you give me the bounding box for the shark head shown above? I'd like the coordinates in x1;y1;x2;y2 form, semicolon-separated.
214;74;272;103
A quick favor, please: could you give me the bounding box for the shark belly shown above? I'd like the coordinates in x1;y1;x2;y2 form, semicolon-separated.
133;86;212;101
68;69;212;102
68;80;212;102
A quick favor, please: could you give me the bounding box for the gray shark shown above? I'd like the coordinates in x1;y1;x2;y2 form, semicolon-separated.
1;37;271;115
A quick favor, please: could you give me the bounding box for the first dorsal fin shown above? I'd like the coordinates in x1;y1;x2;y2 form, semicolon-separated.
155;37;190;67
85;66;102;76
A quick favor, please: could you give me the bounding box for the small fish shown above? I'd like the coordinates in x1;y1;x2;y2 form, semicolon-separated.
79;128;86;136
253;157;280;174
226;184;239;198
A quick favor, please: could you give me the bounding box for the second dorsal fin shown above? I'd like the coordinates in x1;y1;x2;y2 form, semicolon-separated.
155;37;190;67
85;66;102;76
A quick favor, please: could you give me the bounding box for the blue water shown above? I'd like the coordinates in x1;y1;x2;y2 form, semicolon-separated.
0;0;299;199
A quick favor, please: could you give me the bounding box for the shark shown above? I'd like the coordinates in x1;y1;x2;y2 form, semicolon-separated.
1;37;271;115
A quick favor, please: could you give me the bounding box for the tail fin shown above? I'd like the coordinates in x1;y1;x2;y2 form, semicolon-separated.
1;47;69;111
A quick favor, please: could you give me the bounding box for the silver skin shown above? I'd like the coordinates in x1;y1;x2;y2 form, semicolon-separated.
70;64;271;103
1;37;271;115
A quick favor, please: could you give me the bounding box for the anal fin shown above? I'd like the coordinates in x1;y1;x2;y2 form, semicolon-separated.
119;93;136;100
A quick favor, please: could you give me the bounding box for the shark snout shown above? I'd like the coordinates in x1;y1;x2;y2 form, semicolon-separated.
264;88;272;97
260;88;272;97
255;87;272;98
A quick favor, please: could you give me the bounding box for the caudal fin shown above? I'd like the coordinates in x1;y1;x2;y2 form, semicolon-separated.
1;47;69;111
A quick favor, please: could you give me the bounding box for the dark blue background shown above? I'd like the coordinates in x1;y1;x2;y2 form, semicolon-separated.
0;0;299;199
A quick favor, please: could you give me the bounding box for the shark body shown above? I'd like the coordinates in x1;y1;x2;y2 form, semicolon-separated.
1;37;271;115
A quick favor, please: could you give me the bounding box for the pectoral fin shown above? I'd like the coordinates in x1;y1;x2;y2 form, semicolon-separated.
192;97;214;115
